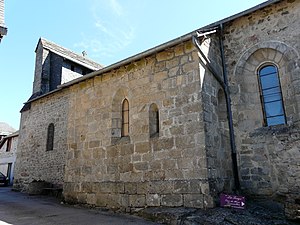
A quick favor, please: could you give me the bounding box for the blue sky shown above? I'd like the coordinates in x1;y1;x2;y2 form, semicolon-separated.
0;0;265;130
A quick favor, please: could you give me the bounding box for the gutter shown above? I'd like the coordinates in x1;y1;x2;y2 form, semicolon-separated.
201;0;281;30
58;33;194;89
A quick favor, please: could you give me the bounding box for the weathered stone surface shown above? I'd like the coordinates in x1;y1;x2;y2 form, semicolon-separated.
15;0;300;219
225;1;300;219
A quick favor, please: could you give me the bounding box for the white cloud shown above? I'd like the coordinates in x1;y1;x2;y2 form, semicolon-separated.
74;0;136;65
109;0;124;16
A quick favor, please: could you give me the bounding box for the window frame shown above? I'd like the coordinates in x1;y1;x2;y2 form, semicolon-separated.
121;99;129;137
149;103;159;138
257;63;286;126
46;123;55;151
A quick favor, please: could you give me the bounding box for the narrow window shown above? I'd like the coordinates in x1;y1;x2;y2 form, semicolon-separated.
6;138;12;152
46;123;55;151
121;99;129;137
258;65;286;126
149;103;159;137
217;89;227;123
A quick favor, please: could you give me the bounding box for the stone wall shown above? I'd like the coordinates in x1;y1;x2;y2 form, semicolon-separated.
223;0;300;218
63;40;228;211
198;35;234;197
14;91;69;191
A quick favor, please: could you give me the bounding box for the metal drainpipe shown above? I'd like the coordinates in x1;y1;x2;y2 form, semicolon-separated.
218;23;240;191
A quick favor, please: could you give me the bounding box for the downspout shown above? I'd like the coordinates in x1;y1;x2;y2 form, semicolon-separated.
192;26;240;191
218;23;240;191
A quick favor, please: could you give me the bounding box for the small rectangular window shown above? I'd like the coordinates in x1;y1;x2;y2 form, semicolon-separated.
46;123;55;151
6;138;12;152
122;99;129;137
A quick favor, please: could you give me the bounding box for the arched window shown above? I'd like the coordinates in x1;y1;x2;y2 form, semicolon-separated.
121;99;129;137
46;123;55;151
149;103;159;137
258;64;286;126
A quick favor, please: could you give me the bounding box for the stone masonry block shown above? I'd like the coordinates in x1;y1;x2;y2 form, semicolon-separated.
165;169;184;180
97;193;122;208
87;193;96;205
96;193;108;207
77;193;88;204
174;44;184;56
146;194;161;207
96;182;124;194
137;181;149;194
89;140;100;148
125;182;137;194
81;182;93;193
134;162;149;171
184;194;204;208
176;136;195;149
156;50;174;62
135;142;151;154
129;194;146;207
174;180;190;194
152;137;174;151
120;144;134;156
203;194;215;209
92;147;105;159
161;194;183;207
148;181;174;194
162;159;177;170
106;145;120;158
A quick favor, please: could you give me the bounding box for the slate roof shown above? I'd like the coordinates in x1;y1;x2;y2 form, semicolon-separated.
0;122;16;135
38;38;103;71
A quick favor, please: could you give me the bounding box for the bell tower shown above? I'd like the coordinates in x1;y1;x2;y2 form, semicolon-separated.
0;0;8;42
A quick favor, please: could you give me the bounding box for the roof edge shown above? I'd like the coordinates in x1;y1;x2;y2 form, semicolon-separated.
25;0;282;104
201;0;281;29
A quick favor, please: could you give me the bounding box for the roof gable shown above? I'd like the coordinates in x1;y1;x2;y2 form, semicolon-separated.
36;38;103;71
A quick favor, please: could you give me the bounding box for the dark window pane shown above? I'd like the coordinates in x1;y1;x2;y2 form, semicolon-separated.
149;103;159;137
259;65;277;76
122;99;129;137
262;87;280;96
267;116;285;126
47;123;54;151
265;101;284;117
263;92;282;103
260;74;279;90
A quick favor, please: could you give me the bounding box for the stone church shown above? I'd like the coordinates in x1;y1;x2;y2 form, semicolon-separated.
14;0;299;219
